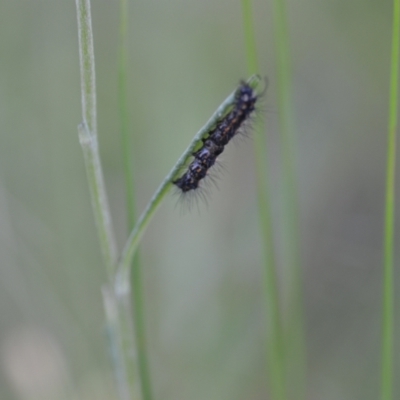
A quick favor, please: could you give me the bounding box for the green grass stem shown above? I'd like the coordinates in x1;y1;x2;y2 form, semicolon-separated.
241;2;286;400
118;0;136;230
114;76;262;398
241;0;259;74
115;75;262;292
381;1;400;399
270;1;307;399
117;2;153;400
75;2;139;399
102;287;137;400
75;0;118;280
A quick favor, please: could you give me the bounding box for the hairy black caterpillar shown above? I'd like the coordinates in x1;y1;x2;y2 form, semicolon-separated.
173;81;259;194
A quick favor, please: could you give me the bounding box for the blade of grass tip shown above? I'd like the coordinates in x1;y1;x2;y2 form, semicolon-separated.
382;1;400;399
241;1;286;400
117;2;153;400
270;0;307;398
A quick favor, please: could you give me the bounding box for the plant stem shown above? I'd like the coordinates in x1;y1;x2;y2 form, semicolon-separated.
131;259;153;400
103;287;136;400
118;0;135;230
241;2;286;400
113;77;263;400
117;2;153;399
75;0;117;282
241;0;258;74
381;1;400;399
115;75;262;292
75;2;138;399
271;1;307;399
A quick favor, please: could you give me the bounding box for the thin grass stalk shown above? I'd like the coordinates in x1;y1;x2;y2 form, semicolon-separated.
118;0;135;230
270;1;307;398
102;288;134;400
381;1;400;399
75;2;138;399
113;75;262;400
115;75;262;289
240;1;286;399
131;262;153;400
117;2;153;400
75;0;117;280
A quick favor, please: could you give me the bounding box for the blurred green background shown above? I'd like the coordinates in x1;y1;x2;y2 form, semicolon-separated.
0;1;397;399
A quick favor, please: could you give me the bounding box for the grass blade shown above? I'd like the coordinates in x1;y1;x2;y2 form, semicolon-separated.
381;1;400;399
241;1;286;399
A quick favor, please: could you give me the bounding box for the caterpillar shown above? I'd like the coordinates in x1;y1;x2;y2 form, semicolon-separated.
173;81;259;195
